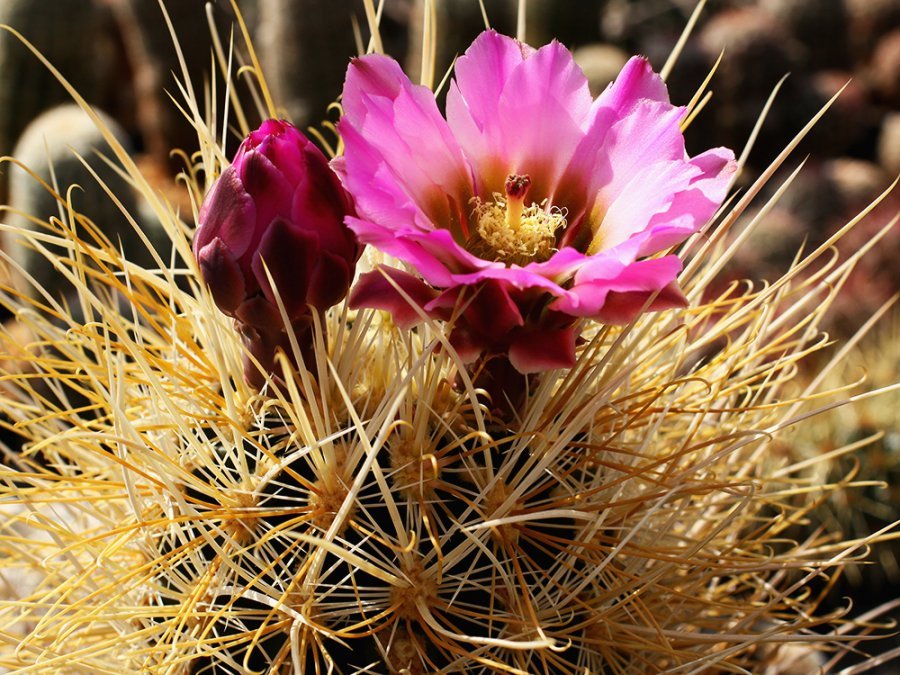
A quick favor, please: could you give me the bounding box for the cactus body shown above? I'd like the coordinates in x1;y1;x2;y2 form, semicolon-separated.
0;0;118;198
256;0;358;127
5;105;145;298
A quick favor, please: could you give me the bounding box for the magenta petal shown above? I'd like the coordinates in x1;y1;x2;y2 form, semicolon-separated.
425;281;524;361
447;327;483;364
340;55;473;232
456;280;524;344
346;217;467;288
308;251;351;310
594;282;687;325
252;218;317;320
596;56;670;112
554;255;683;318
349;267;439;329
236;152;295;241
194;167;257;259
235;295;283;333
508;326;577;374
197;237;246;314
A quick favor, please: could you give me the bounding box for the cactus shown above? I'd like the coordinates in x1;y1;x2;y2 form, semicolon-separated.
845;0;900;60
572;43;629;97
879;111;900;177
0;0;119;199
256;0;359;128
759;0;849;69
0;2;898;674
4;104;147;299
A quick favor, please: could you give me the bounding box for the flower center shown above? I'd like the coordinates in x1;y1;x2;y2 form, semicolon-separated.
470;174;566;266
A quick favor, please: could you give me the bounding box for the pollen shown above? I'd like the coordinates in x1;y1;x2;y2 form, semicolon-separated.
470;173;566;266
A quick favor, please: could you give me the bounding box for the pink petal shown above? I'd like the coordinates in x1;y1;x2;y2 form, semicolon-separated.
447;32;592;199
553;255;683;319
632;147;737;257
594;281;687;325
557;96;684;248
339;125;433;232
686;147;738;204
594;159;701;253
596;101;687;207
508;326;577;373
349;267;439;329
449;31;534;131
340;56;473;238
496;40;594;199
595;56;670;112
445;31;532;193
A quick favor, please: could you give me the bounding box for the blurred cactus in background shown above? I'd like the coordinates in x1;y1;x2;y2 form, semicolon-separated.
0;0;123;201
256;0;360;128
0;1;897;673
5;104;148;299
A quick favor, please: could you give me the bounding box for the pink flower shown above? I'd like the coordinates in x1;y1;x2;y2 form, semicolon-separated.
341;31;736;373
194;119;359;383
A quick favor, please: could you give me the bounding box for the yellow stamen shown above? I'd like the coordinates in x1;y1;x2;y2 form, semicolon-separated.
470;174;567;266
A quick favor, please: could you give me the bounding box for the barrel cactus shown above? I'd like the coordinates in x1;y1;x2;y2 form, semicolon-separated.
4;104;144;299
0;2;897;673
0;0;119;199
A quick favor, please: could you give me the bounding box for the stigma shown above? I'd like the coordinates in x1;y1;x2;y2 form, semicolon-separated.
470;174;566;266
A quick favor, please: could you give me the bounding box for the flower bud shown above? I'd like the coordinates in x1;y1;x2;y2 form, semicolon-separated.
193;119;359;335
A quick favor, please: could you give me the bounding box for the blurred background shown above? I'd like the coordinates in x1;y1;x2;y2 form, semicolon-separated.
0;0;897;326
0;0;897;670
